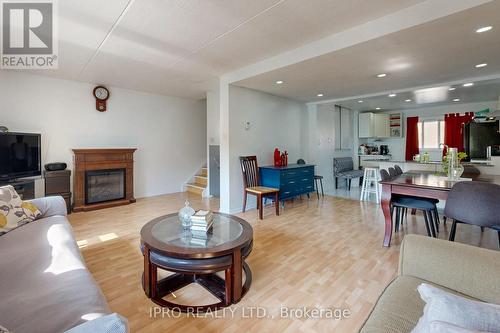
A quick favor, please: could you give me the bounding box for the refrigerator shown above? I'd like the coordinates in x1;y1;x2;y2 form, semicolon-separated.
463;121;500;161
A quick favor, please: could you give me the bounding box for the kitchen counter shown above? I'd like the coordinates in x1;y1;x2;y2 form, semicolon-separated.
363;158;500;175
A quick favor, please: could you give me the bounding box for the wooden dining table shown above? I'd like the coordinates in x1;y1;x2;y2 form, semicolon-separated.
380;170;500;247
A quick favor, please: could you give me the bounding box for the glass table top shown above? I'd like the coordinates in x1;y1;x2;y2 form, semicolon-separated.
151;214;243;249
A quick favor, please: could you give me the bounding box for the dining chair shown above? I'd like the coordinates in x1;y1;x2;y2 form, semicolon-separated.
297;159;323;198
394;165;403;175
444;181;500;247
388;167;398;178
380;169;440;238
239;156;280;220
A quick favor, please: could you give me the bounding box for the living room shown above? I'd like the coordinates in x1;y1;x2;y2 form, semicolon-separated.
1;1;500;333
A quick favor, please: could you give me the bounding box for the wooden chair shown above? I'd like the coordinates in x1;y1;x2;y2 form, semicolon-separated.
239;156;280;220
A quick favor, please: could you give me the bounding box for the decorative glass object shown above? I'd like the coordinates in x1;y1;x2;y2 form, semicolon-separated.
178;200;195;228
447;148;462;180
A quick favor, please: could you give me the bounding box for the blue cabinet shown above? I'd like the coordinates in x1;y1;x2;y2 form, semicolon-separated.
259;164;315;201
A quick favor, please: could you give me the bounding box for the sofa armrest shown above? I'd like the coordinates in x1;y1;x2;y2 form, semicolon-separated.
28;196;67;218
65;313;128;333
398;234;500;304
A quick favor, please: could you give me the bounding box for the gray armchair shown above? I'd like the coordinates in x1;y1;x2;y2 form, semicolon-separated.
333;157;364;190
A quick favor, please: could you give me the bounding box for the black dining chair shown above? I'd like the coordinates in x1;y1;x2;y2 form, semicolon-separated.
388;167;398;178
394;165;403;175
297;159;324;199
380;169;440;238
444;181;500;247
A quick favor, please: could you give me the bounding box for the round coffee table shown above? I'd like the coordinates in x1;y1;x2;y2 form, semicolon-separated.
140;212;253;312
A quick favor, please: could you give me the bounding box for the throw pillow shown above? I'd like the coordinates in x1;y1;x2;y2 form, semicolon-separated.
412;283;500;333
0;185;41;236
430;321;490;333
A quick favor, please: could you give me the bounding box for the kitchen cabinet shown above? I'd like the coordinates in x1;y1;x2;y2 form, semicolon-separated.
359;113;390;138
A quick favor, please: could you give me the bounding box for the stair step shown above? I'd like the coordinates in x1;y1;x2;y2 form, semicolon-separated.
194;175;207;186
186;183;205;195
200;167;208;177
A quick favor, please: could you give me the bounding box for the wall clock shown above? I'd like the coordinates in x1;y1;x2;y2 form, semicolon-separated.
93;86;110;112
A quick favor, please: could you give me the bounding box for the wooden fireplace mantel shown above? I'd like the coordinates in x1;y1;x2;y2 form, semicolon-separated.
72;148;137;212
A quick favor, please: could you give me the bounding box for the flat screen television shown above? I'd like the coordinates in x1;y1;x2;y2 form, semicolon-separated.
0;132;41;181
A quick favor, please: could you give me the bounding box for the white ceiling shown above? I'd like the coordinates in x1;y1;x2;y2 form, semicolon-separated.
334;78;500;112
20;0;427;99
234;0;500;102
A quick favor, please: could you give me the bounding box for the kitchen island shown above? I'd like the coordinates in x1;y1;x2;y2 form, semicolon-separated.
363;157;500;175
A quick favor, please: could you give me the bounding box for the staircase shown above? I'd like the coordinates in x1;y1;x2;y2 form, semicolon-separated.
186;166;208;197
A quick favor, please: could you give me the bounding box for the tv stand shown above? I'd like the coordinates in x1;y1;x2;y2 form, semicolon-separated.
0;178;35;200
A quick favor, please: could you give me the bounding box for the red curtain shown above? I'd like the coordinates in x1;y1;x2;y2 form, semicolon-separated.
406;116;419;161
444;112;474;153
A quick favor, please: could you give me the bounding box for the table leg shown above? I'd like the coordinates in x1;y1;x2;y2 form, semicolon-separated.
143;246;152;297
225;269;232;305
381;184;393;247
232;249;243;303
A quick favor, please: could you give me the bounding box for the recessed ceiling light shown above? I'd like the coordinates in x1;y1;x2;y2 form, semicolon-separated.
375;107;381;110
405;99;412;102
475;63;488;68
275;80;284;84
376;73;387;78
388;93;397;97
317;93;324;97
463;82;474;87
476;26;492;33
453;98;460;102
449;87;456;91
358;100;363;103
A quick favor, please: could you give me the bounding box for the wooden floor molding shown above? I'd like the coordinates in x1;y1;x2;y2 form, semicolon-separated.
69;193;498;333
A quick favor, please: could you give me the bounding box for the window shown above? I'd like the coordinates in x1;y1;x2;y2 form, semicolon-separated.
418;119;445;149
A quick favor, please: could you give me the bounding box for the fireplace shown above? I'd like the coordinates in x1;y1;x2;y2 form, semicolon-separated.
73;148;136;212
85;169;125;205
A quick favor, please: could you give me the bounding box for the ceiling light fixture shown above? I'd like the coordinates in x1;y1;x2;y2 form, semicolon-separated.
275;80;284;84
375;107;381;110
376;73;387;78
405;99;412;102
388;93;397;97
317;93;324;97
358;100;363;103
463;82;474;87
475;63;487;68
453;98;460;102
476;26;492;33
449;87;456;91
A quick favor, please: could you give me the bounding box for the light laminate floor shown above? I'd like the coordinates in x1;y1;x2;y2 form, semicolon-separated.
69;193;498;333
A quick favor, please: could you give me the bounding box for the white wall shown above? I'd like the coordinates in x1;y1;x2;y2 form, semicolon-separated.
360;101;498;162
307;104;357;194
227;86;307;213
0;72;207;198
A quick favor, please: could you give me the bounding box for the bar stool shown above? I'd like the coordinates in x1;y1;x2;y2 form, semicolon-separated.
360;167;380;203
297;159;324;199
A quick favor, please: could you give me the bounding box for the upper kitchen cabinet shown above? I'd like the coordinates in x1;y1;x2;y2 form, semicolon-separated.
359;112;390;138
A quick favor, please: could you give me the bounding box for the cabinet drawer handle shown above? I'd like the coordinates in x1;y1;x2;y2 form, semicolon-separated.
302;178;309;181
284;191;291;195
288;180;296;184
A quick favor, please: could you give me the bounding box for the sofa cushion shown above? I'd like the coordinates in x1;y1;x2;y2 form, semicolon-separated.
0;215;110;332
412;283;500;333
0;185;41;235
359;276;479;333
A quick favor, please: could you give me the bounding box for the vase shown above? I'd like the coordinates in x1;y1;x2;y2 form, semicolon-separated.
449;164;464;181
